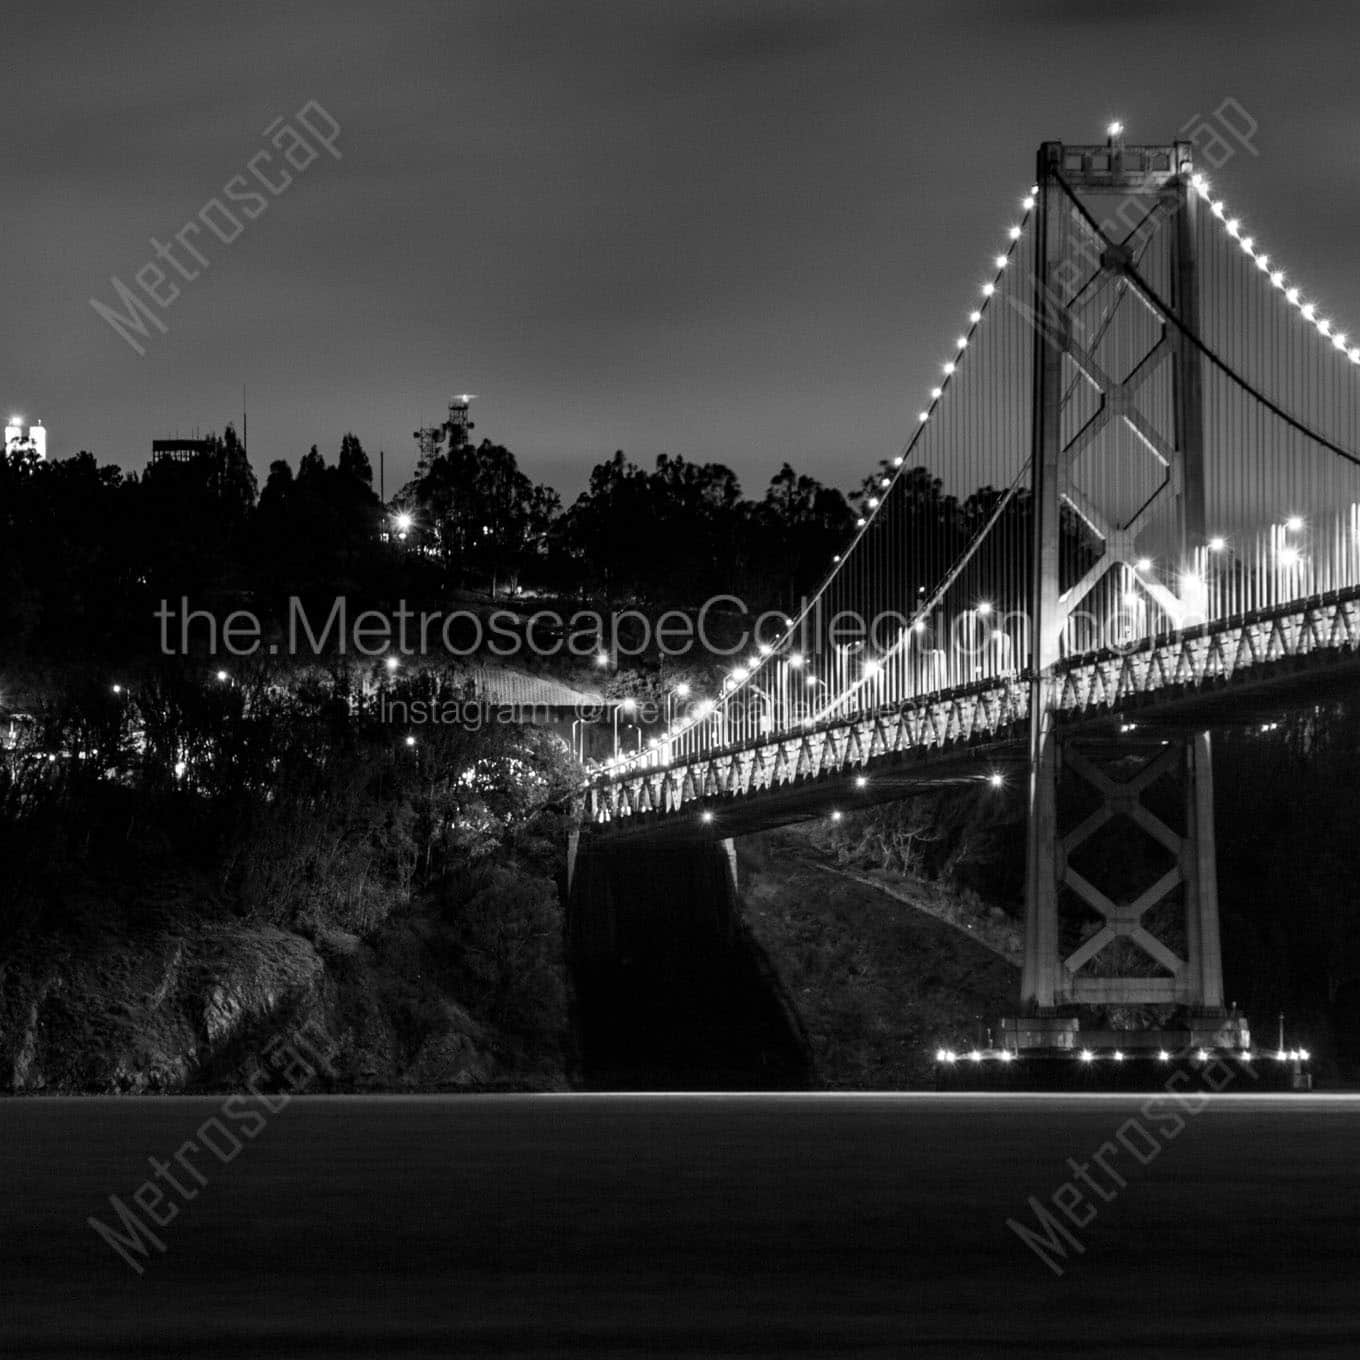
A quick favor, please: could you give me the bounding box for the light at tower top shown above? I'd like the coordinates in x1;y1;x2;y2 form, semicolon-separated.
448;393;476;449
4;415;46;461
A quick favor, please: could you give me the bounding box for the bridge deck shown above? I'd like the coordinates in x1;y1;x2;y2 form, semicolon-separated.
585;587;1360;842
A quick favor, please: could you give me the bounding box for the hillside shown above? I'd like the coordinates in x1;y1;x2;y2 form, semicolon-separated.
736;827;1019;1088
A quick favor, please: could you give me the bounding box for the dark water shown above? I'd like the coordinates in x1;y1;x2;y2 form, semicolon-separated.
4;1094;1359;1357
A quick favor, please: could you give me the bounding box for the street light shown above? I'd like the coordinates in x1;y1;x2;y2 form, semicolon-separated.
612;697;637;758
666;682;691;727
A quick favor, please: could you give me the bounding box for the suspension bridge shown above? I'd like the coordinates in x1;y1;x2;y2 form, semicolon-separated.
572;131;1360;1059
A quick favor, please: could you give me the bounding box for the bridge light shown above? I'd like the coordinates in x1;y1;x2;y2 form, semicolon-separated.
930;387;943;399
1135;557;1152;572
595;651;608;667
913;620;926;633
1240;235;1253;252
1079;1049;1094;1063
988;772;1004;788
1022;196;1035;211
621;697;636;713
1301;302;1316;321
999;1050;1014;1063
1107;120;1123;138
1196;1048;1210;1062
880;477;891;489
867;497;880;509
863;659;881;678
1278;546;1301;568
111;683;122;695
701;810;714;824
969;310;982;324
1157;1050;1170;1062
215;669;228;682
731;667;748;682
1211;200;1226;218
830;810;842;822
1241;1050;1253;1062
956;336;968;350
976;601;992;616
993;255;1008;270
1269;270;1284;288
1113;1050;1125;1062
1334;333;1349;351
697;700;715;718
894;454;905;465
935;1048;948;1063
1300;1048;1310;1061
1007;225;1022;241
1318;318;1332;337
1208;536;1226;551
404;734;416;747
918;412;929;423
855;775;868;788
1190;173;1207;193
1285;515;1304;532
1123;589;1140;604
385;656;399;672
674;682;691;698
788;653;804;668
856;517;867;528
942;361;956;375
981;282;995;297
968;1049;983;1063
1225;217;1241;237
1286;286;1301;305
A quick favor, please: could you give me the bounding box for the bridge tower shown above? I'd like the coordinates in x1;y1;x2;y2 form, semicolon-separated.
1017;132;1242;1049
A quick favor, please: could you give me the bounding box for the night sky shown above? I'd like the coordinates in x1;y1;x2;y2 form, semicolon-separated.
7;0;1360;498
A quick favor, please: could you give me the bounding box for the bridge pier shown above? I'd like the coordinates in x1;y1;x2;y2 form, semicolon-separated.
1020;727;1231;1024
565;833;810;1088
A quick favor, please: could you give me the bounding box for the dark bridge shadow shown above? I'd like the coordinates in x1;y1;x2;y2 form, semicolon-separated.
568;839;811;1090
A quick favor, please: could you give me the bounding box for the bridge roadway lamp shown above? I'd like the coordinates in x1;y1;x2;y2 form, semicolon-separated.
666;682;691;726
612;697;636;758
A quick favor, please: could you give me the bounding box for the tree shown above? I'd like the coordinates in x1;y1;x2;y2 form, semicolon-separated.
298;444;326;484
338;432;373;487
401;438;560;593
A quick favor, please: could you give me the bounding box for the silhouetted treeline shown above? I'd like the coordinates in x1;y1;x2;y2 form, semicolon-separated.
0;427;867;666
